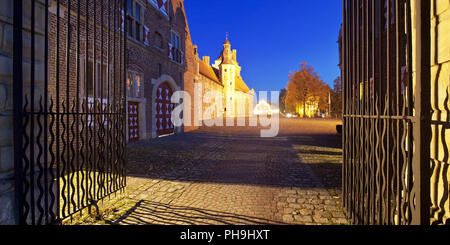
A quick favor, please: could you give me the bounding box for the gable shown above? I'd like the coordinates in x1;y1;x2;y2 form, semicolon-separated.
149;0;169;16
199;60;223;86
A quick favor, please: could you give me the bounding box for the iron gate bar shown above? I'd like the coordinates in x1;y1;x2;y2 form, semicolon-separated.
64;0;71;218
84;0;90;211
370;0;375;225
356;0;360;223
30;0;36;225
93;0;97;205
122;0;128;192
56;0;61;222
382;0;389;223
44;0;49;225
395;0;400;225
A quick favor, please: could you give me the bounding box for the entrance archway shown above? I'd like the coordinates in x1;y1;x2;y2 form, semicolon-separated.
151;74;180;138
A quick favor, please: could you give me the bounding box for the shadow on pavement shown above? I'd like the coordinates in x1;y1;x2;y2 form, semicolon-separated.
126;119;343;190
109;200;286;225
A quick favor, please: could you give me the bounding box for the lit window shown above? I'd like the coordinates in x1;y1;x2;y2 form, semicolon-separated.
127;72;144;98
127;73;133;97
135;75;142;97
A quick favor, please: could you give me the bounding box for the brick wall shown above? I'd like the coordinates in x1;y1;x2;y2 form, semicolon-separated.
0;0;126;224
47;0;124;107
182;7;198;132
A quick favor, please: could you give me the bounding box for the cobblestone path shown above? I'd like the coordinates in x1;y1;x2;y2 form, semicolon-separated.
74;118;349;225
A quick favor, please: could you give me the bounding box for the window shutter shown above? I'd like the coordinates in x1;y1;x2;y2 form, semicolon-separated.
120;9;125;32
153;0;169;16
168;42;173;59
164;0;169;15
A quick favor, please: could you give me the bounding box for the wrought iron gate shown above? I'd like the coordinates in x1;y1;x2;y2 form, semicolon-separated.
341;0;431;225
13;0;128;224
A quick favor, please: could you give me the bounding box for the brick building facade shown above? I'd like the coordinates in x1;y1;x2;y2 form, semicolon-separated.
0;0;255;224
124;0;192;140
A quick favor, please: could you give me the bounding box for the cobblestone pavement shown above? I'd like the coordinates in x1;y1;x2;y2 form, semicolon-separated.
73;118;349;225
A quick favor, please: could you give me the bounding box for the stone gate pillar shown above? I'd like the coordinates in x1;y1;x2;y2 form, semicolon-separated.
0;0;46;225
0;0;15;225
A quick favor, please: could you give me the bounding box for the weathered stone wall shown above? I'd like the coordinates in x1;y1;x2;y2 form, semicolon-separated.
198;73;224;121
429;0;450;225
0;0;47;225
0;0;15;225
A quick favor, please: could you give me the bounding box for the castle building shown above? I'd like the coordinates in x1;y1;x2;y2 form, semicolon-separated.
124;1;255;139
191;37;255;120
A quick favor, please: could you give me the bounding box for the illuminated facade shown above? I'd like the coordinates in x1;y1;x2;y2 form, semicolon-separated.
254;101;272;116
295;96;320;118
192;38;255;120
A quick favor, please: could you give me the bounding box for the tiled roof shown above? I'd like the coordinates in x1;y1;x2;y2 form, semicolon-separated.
198;59;251;93
235;76;250;93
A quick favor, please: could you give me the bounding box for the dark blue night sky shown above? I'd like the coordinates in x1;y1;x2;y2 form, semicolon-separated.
184;0;343;93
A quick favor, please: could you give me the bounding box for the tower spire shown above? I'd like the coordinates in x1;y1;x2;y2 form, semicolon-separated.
224;32;231;46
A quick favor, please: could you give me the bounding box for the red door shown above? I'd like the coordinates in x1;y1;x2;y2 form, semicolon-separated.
128;102;139;142
155;82;174;136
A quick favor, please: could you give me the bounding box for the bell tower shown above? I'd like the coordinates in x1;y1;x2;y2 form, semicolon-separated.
220;34;236;117
219;33;236;117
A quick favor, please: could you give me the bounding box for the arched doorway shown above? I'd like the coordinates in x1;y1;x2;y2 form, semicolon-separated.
155;82;175;136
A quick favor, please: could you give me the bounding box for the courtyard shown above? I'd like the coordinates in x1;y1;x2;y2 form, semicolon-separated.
71;118;348;225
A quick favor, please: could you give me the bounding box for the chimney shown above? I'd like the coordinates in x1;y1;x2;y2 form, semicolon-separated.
233;50;237;61
193;45;198;56
203;56;210;65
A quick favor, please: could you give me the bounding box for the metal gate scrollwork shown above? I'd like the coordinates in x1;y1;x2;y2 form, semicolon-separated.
13;0;128;224
341;0;431;225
